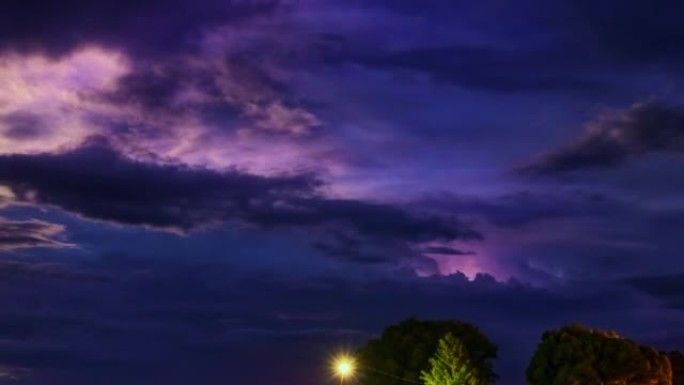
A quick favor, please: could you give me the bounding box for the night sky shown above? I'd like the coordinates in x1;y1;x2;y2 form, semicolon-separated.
1;0;684;384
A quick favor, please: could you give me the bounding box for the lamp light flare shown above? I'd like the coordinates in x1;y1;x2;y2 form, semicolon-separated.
337;360;352;376
332;354;356;382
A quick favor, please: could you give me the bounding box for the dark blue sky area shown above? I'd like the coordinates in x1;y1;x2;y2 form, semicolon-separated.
1;1;684;383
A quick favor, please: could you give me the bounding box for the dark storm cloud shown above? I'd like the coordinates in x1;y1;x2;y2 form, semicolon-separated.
519;101;684;175
354;0;684;64
312;233;436;269
625;274;684;310
566;0;684;62
0;217;70;251
245;195;480;271
105;65;200;115
422;246;475;256
0;139;321;231
0;140;479;262
319;0;684;97
248;197;481;243
0;260;109;281
0;0;281;56
418;191;632;229
344;45;609;93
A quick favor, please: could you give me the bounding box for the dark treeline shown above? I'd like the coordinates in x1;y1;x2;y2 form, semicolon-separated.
355;318;683;385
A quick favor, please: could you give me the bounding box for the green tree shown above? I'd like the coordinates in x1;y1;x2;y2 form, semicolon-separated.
356;318;497;385
526;324;672;385
421;333;481;385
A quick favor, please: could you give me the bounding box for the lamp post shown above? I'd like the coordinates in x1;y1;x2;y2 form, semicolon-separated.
335;356;355;385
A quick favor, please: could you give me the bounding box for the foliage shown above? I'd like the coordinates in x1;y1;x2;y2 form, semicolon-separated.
526;324;672;385
356;318;497;385
670;351;684;385
421;333;481;385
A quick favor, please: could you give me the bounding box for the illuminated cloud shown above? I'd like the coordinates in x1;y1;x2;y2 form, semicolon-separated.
0;186;14;207
241;101;322;136
0;217;71;251
0;47;130;154
0;42;329;186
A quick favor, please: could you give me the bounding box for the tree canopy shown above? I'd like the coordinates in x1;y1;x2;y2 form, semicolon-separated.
526;324;672;385
421;332;482;385
670;351;684;385
356;318;497;385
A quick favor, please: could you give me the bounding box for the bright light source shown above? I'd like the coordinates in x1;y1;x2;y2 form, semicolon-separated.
337;360;352;376
333;355;355;379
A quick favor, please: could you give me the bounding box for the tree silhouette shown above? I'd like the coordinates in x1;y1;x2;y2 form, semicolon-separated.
527;324;672;385
356;318;497;385
421;332;481;385
670;351;684;385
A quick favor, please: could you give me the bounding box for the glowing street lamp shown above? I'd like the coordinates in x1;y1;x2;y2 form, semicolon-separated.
333;355;355;385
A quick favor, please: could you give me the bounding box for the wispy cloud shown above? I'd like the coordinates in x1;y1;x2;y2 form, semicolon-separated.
0;217;72;251
519;101;684;175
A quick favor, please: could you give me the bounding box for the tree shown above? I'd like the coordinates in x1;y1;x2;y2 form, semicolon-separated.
526;324;672;385
670;351;684;385
421;333;481;385
356;318;497;385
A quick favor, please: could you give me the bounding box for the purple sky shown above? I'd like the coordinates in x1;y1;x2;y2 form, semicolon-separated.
1;0;684;384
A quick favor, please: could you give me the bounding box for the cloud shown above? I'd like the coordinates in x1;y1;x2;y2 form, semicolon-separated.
0;0;282;56
241;101;322;136
343;44;609;93
519;101;684;175
0;112;48;141
0;217;71;251
0;260;110;281
0;39;323;181
202;32;323;138
0;365;29;381
421;246;475;256
0;46;130;155
109;54;323;138
564;0;684;62
349;0;684;65
0;186;15;207
0;138;320;231
0;140;479;264
418;191;632;229
414;190;684;283
624;273;684;309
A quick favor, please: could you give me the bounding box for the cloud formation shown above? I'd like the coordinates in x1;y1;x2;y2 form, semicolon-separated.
0;139;320;231
0;217;70;251
0;42;329;187
625;273;684;310
0;46;130;154
344;44;609;93
0;140;479;265
0;0;282;56
565;0;684;62
519;101;684;175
